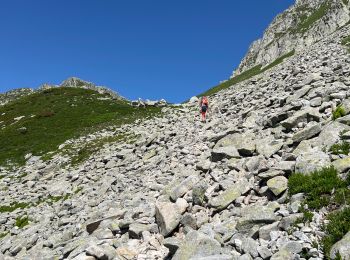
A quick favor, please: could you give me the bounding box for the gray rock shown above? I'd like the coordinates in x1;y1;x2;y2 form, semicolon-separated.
155;202;182;236
163;237;182;256
258;170;283;179
273;161;295;174
209;178;249;211
278;213;303;231
281;108;321;130
215;132;256;156
332;157;350;173
86;210;125;234
172;231;224;260
236;203;279;233
211;146;240;162
191;255;234;260
192;182;208;206
286;85;312;104
257;245;272;259
292;123;322;143
270;249;294;260
170;175;200;201
238;253;253;260
245;155;266;173
86;245;108;260
280;241;303;254
330;230;350;260
256;137;283;158
128;223;152;239
259;221;280;240
267;176;288;196
181;213;198;230
295;148;330;174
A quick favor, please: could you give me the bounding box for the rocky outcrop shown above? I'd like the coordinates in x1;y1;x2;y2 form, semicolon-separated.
0;88;34;106
60;77;125;100
0;77;126;106
235;0;350;75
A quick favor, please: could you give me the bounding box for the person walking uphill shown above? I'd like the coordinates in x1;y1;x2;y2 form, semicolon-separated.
199;96;209;122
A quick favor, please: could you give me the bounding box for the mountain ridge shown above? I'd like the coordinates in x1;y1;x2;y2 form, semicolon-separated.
0;77;125;107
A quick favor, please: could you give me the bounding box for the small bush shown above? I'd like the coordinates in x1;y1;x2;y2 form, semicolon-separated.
332;106;346;120
330;141;350;155
15;216;29;228
342;35;350;46
322;207;350;259
288;166;349;210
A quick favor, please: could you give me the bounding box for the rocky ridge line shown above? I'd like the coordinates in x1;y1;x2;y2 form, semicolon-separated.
235;0;350;76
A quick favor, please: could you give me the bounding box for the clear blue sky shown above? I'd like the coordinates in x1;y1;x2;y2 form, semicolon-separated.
0;0;294;103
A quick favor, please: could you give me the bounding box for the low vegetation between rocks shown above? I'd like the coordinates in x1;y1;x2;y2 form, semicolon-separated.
332;105;346;120
288;166;350;259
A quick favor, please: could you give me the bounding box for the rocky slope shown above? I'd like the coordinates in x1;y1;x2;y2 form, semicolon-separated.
234;0;350;75
1;20;350;260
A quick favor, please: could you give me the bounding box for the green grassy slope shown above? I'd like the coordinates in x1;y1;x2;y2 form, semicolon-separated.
0;87;161;166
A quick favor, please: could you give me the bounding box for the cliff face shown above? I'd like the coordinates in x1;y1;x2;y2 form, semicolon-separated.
235;0;350;75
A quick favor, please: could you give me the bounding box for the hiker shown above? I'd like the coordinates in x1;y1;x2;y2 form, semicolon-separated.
199;96;209;122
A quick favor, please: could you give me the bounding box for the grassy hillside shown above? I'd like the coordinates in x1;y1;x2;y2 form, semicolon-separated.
0;87;161;167
198;50;295;97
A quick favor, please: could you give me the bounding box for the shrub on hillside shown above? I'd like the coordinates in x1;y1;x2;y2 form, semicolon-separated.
332;105;346;120
288;166;350;210
289;167;350;259
15;216;29;228
322;207;350;259
330;141;350;155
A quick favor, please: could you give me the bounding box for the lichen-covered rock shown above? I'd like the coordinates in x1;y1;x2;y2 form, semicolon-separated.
172;231;224;260
214;132;256;156
236;203;279;233
270;249;294;260
209;178;249;211
332;157;350;173
267;176;288;196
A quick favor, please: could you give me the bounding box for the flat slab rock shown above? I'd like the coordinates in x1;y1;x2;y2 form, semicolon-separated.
209;178;249;211
236;203;279;233
172;231;224;260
